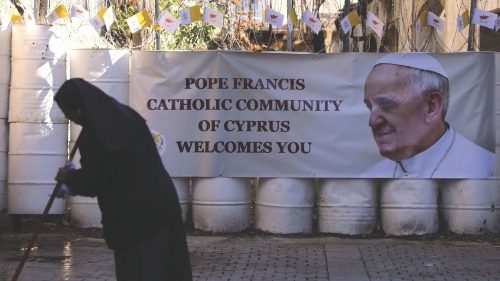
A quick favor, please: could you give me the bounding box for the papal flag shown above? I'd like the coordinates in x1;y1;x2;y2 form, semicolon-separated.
265;7;284;27
472;8;498;29
415;12;426;36
89;7;107;31
103;6;115;31
23;11;36;26
457;10;470;32
179;5;202;25
288;8;298;27
366;11;384;37
302;10;321;34
46;4;69;24
70;3;89;20
158;10;179;33
126;9;152;33
340;10;361;34
1;12;11;31
203;6;223;28
427;11;444;32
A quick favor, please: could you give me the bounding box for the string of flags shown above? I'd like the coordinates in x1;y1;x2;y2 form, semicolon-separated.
1;2;499;38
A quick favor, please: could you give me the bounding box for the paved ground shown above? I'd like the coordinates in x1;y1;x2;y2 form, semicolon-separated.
1;215;500;281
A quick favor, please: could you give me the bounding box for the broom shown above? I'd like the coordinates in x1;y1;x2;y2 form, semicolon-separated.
10;138;80;281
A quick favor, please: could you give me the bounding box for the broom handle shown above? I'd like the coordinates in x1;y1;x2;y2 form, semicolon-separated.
11;137;80;281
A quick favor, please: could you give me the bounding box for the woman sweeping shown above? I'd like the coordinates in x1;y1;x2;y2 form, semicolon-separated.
54;78;192;281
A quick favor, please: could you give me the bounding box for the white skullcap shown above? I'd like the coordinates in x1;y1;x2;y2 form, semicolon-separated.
373;53;448;79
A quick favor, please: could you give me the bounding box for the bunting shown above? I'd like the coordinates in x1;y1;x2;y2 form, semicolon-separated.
472;8;498;29
158;10;179;33
457;10;470;33
340;10;361;34
203;7;223;28
126;9;152;33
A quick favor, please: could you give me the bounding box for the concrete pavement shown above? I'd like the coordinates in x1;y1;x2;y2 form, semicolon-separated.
1;215;500;281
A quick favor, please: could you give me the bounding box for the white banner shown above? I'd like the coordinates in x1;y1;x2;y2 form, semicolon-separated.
129;52;496;178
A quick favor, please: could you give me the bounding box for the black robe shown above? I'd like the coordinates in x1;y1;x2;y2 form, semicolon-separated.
55;78;192;280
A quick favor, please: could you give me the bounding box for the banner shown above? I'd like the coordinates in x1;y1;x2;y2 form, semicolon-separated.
129;52;496;178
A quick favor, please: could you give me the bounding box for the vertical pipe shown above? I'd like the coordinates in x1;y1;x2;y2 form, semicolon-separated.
342;0;350;52
155;0;160;50
467;0;477;51
287;0;292;51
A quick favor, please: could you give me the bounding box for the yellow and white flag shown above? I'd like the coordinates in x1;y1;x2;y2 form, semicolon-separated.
126;9;152;33
46;4;69;24
203;6;223;28
89;7;107;32
302;10;321;34
427;11;444;32
158;10;179;33
472;8;498;30
179;5;202;25
23;11;36;26
70;3;89;20
457;10;470;33
103;6;115;31
1;12;11;31
265;7;284;27
415;12;427;36
288;8;298;27
340;10;361;34
367;11;383;37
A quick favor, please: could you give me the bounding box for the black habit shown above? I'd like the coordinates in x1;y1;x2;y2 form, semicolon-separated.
54;78;192;281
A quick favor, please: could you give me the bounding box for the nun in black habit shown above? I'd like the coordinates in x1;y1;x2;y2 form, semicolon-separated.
54;78;192;281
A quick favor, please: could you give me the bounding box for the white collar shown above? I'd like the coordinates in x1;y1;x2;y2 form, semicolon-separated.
394;127;455;178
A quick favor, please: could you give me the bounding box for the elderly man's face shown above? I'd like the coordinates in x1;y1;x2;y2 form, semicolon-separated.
364;64;432;161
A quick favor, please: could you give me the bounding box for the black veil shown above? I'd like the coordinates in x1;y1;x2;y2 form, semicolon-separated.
55;78;146;151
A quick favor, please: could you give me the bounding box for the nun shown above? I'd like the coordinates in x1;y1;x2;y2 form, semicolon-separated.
54;78;192;281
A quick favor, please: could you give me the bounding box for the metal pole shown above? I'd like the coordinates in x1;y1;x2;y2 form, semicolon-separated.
467;0;477;51
287;0;292;51
155;0;160;50
342;0;350;52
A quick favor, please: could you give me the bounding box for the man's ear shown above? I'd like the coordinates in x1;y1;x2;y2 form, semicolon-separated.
425;92;444;122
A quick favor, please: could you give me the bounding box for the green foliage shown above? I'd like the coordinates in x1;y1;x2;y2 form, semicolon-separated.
158;0;217;50
106;3;139;48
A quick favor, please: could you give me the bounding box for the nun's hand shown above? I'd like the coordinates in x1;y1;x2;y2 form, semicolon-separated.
55;166;70;183
55;161;75;183
55;184;71;198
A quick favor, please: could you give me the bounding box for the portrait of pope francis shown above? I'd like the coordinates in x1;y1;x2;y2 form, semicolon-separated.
360;53;495;179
